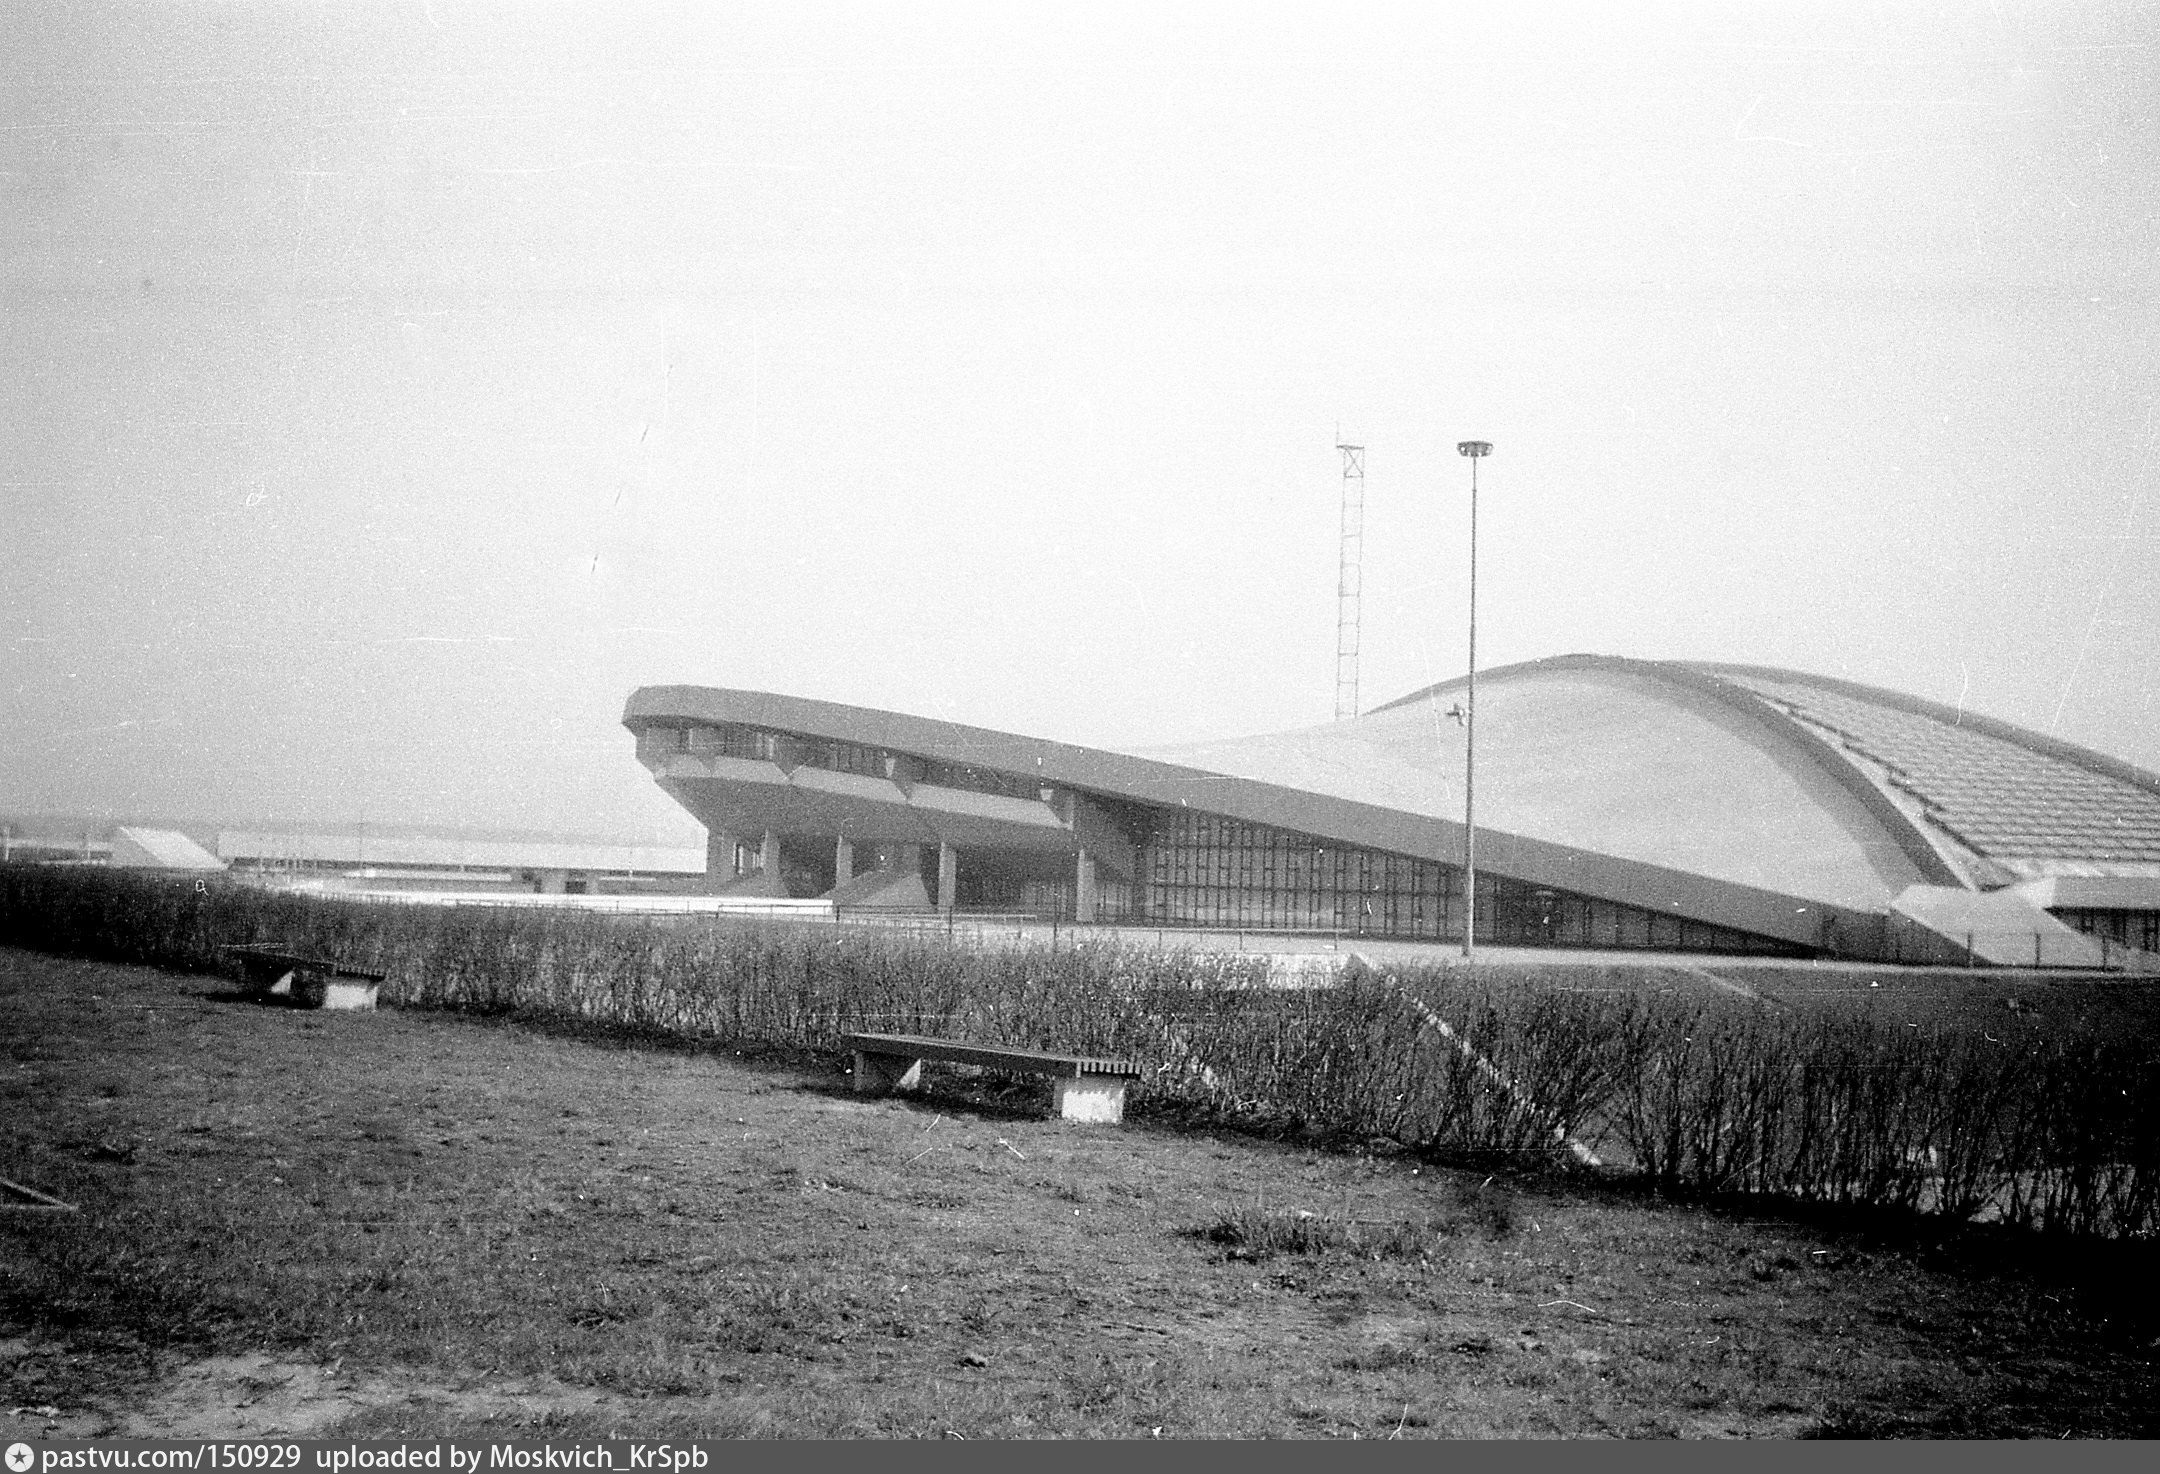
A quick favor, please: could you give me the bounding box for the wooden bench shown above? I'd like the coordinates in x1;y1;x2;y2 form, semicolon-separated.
223;943;386;1012
840;1032;1140;1124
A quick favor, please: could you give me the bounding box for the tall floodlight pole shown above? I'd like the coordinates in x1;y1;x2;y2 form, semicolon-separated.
1456;440;1492;959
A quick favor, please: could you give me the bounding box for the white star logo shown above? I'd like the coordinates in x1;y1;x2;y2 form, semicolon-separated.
6;1442;36;1474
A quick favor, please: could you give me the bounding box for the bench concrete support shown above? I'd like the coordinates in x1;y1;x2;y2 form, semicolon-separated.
292;974;380;1011
1053;1074;1128;1124
852;1049;923;1094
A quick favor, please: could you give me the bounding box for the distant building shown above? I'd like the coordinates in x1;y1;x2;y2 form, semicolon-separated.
109;827;225;871
623;655;2160;966
216;832;705;896
0;827;109;865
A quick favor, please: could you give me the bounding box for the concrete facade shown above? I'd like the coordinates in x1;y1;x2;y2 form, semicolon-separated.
623;656;2160;964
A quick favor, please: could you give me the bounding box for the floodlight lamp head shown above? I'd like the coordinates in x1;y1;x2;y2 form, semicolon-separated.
1457;441;1493;458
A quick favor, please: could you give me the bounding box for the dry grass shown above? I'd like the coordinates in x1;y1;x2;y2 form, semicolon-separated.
3;946;2157;1439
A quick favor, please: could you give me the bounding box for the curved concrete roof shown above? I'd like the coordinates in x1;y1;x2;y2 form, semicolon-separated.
1145;658;1947;913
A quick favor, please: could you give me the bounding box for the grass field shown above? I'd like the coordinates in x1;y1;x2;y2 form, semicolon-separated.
3;945;2157;1439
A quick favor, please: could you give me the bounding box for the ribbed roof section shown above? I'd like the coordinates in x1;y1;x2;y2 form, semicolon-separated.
1709;670;2160;877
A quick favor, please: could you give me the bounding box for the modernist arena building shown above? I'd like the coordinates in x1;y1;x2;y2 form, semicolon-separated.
624;656;2160;966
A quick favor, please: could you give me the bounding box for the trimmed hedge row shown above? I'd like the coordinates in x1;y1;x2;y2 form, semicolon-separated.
3;865;2153;1237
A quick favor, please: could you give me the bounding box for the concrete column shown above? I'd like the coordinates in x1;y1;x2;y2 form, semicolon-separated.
834;834;854;887
937;841;957;911
761;830;782;876
1075;848;1099;923
705;829;739;894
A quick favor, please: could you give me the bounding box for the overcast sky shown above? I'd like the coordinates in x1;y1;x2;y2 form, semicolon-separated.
4;1;2155;844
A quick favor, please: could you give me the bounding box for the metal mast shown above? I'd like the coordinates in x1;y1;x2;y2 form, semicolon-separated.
1334;441;1366;721
1456;439;1492;959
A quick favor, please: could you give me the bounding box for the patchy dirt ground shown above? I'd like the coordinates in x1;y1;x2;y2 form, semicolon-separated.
3;946;2156;1439
6;1347;641;1441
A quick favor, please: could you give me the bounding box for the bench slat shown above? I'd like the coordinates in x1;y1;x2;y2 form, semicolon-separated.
842;1032;1138;1079
223;944;386;982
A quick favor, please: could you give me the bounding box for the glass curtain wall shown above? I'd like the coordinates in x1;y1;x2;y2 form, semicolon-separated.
1140;810;1795;953
1143;811;1454;937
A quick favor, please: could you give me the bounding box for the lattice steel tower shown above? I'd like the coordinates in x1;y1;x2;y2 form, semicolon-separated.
1334;441;1366;721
